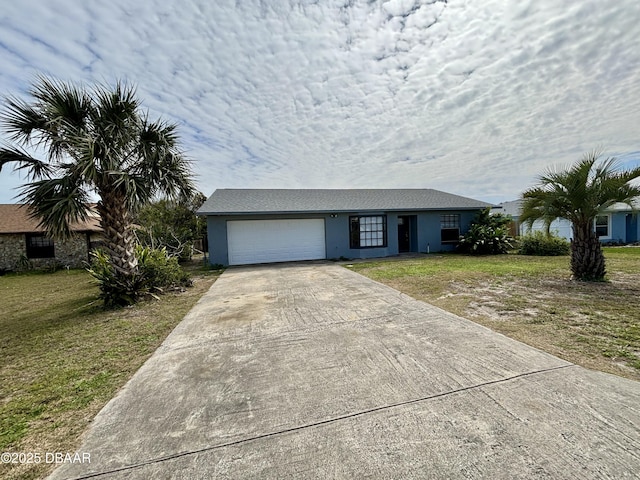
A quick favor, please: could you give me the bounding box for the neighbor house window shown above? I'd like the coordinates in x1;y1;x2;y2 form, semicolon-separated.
595;215;610;238
350;215;387;248
25;234;55;259
441;214;460;243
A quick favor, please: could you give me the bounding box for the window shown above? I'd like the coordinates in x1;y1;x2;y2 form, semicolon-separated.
595;215;610;238
25;234;55;258
350;215;387;248
441;214;460;243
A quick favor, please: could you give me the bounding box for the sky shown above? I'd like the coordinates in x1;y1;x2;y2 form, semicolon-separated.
0;0;639;205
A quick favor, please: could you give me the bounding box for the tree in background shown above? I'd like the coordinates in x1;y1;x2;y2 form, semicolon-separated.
134;192;207;261
520;150;640;281
0;77;194;302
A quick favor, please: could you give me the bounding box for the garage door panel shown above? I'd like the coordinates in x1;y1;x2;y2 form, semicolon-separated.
227;219;326;265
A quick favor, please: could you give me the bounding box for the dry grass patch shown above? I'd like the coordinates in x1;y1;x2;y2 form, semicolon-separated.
350;248;640;382
0;262;220;480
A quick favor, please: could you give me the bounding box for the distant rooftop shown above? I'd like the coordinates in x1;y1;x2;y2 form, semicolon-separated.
0;204;101;234
495;199;523;217
198;189;493;215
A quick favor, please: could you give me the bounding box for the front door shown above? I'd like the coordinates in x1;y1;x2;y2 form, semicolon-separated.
626;214;638;243
398;216;410;252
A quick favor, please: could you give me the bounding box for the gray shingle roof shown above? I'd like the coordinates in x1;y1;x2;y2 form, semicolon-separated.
198;189;493;215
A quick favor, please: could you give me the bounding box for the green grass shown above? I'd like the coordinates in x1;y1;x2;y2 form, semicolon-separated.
355;252;569;279
0;266;219;480
350;247;640;381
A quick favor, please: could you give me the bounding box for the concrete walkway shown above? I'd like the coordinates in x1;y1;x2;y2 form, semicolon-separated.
50;263;640;479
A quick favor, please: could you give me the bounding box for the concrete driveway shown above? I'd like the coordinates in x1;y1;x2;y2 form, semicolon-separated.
50;263;640;479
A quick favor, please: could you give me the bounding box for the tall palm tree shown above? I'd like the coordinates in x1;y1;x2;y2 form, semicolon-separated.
0;76;194;281
521;150;640;281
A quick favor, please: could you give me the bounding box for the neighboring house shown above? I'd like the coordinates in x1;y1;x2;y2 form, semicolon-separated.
603;201;640;243
198;189;494;266
0;204;103;271
499;199;639;244
494;200;524;237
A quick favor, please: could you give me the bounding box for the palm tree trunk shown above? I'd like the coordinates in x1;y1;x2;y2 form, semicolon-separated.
571;222;606;280
96;194;138;277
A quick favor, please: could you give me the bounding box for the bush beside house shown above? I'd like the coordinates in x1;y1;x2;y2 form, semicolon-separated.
518;231;571;256
458;208;513;255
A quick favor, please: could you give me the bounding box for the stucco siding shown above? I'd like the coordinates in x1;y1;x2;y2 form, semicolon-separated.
207;217;229;266
414;211;476;253
610;213;627;243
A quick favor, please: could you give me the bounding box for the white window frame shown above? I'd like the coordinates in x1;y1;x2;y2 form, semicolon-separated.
440;214;461;244
595;214;611;239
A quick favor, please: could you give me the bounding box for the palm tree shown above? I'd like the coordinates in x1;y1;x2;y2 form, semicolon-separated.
0;76;194;282
521;150;640;281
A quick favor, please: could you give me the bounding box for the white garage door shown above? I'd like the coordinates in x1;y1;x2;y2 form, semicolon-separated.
227;219;326;265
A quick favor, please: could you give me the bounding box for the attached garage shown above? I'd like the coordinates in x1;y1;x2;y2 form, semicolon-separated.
226;218;326;265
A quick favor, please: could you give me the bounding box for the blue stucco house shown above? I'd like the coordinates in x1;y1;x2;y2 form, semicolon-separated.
198;189;493;266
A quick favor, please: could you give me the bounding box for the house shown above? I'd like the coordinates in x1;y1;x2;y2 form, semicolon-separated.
493;200;523;237
500;199;639;244
0;204;103;272
197;189;494;266
603;201;640;243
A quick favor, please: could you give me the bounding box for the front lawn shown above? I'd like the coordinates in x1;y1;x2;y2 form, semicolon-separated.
0;264;219;480
349;247;640;381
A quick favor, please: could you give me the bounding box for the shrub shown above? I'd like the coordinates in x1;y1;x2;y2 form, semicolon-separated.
458;208;514;255
136;246;192;290
88;246;191;308
518;231;570;256
87;250;146;307
133;194;207;262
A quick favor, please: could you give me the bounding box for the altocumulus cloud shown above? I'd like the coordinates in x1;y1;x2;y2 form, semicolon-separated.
1;0;639;203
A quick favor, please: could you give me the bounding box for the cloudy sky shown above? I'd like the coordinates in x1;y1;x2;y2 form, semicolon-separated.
1;0;639;204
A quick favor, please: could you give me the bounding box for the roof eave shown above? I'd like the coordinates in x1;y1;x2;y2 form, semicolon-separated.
200;205;493;216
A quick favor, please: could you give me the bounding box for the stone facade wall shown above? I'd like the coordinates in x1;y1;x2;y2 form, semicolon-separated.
0;233;91;272
43;234;90;269
0;234;26;271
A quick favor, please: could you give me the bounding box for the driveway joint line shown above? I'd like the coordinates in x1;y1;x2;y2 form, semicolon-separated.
65;363;575;480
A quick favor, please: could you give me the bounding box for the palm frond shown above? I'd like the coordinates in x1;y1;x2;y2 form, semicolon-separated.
19;176;91;239
1;96;48;145
520;187;564;230
30;77;92;160
0;146;55;180
128;118;194;201
91;81;139;141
